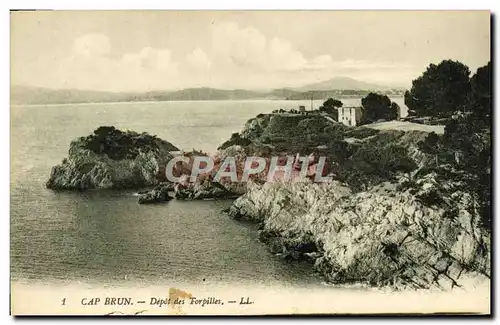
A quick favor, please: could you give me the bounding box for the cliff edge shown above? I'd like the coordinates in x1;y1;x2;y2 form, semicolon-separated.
227;174;490;290
46;126;179;190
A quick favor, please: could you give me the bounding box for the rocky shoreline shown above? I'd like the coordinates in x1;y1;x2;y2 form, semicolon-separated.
46;111;491;290
137;183;175;204
218;112;490;290
46;126;245;203
225;176;490;290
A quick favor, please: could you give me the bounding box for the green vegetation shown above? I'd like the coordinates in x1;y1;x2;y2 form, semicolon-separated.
79;126;178;160
217;133;252;150
404;60;472;117
331;131;420;191
224;60;491;290
319;98;343;120
417;115;491;228
221;111;422;191
411;61;492;229
468;61;492;122
360;92;399;124
216;60;490;228
343;126;379;139
242;114;349;154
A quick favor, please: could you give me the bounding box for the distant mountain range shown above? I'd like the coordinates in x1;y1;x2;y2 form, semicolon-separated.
294;77;394;92
10;86;124;105
11;78;405;105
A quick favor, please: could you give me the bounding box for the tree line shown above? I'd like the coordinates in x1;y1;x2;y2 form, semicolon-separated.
319;59;491;125
414;61;491;229
319;90;400;124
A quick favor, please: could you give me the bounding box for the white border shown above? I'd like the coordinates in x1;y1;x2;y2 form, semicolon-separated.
3;1;500;10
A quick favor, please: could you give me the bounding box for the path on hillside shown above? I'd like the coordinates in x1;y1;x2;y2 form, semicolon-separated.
317;112;445;134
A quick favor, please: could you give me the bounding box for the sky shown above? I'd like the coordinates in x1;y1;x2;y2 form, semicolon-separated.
10;10;491;92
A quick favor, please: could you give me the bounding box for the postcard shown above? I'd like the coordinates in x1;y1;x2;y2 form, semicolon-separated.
10;10;491;316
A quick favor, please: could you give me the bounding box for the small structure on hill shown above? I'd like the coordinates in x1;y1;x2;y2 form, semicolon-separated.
338;106;363;126
299;105;306;112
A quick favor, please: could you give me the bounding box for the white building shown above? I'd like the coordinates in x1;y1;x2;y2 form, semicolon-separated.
338;107;363;126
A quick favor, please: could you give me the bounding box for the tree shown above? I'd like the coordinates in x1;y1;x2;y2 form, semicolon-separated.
441;116;491;229
217;132;252;150
404;60;471;118
390;102;400;120
418;132;441;166
468;62;491;121
319;98;343;120
342;142;417;190
360;92;396;123
442;117;490;171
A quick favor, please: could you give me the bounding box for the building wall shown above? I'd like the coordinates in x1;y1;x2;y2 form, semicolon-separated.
338;107;362;126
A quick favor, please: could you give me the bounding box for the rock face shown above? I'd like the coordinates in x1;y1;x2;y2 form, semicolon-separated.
46;126;178;190
227;175;490;290
217;112;434;193
174;180;238;200
137;183;174;204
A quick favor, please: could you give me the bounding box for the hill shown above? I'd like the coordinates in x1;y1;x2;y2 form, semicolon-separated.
11;83;405;105
10;86;270;105
10;86;130;105
143;88;267;101
295;77;392;92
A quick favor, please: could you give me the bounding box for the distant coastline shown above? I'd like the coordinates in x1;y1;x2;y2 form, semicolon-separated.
11;77;406;105
10;96;406;107
11;93;405;106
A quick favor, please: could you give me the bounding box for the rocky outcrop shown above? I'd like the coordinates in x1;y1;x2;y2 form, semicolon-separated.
46;126;178;190
227;174;490;290
174;180;238;200
218;113;435;193
137;183;175;204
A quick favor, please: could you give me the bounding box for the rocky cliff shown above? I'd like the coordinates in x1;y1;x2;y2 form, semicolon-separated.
218;112;432;192
227;173;490;290
46;126;179;190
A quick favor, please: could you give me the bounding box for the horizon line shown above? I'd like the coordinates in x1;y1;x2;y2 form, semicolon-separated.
11;84;409;94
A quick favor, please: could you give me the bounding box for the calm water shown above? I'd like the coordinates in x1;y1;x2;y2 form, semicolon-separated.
10;98;407;288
